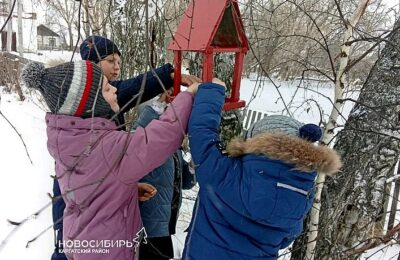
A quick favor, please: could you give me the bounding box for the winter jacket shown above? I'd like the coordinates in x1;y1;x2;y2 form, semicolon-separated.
169;149;196;235
51;180;67;260
46;92;193;260
182;84;341;260
50;64;174;260
132;105;196;238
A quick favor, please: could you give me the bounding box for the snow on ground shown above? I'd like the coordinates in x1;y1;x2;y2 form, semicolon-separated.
362;243;400;260
0;89;54;259
0;73;399;259
19;50;81;65
240;76;358;126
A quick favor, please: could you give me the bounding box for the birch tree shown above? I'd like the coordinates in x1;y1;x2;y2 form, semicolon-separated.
80;0;111;37
300;2;373;259
315;17;400;259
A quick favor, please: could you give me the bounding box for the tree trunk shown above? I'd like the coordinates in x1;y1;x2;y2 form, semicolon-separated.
388;161;400;230
83;0;91;38
7;0;13;52
292;1;371;258
17;0;23;57
315;18;400;259
68;26;73;51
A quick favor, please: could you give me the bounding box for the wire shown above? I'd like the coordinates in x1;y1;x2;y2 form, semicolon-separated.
0;0;17;35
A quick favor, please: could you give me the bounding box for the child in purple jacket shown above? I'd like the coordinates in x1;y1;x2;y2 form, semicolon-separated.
21;60;199;260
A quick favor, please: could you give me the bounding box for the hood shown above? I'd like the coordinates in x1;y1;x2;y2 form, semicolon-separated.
226;133;342;176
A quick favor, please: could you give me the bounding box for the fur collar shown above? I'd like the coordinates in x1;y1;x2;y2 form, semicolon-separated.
226;133;342;176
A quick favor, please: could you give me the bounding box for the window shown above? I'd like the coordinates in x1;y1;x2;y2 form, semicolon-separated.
49;38;55;47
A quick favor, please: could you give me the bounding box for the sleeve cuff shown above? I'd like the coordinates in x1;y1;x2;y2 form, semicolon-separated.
150;100;167;115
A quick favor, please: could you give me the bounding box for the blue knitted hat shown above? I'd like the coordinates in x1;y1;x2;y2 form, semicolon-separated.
80;36;121;63
246;115;322;142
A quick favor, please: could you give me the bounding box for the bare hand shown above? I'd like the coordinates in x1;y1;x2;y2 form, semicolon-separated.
171;73;202;86
212;78;226;88
186;82;201;95
158;88;173;102
138;183;157;202
181;74;202;86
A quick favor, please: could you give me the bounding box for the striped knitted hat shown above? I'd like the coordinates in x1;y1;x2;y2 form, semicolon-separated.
21;60;111;118
246;115;322;142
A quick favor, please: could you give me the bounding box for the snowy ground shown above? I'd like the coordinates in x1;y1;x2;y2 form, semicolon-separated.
18;50;81;65
0;74;399;259
0;89;54;259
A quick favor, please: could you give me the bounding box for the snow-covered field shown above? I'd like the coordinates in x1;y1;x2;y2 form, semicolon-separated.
19;50;81;65
0;89;54;259
0;72;399;259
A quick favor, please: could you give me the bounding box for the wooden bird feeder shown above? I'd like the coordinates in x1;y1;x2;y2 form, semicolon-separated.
168;0;249;110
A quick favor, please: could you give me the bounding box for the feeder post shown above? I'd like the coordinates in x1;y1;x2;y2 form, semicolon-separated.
173;50;182;96
231;51;245;101
202;50;214;82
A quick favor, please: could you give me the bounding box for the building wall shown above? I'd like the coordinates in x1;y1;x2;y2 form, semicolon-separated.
38;35;61;50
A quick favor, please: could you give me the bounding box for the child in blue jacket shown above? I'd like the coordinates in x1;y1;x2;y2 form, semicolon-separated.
131;92;196;260
183;79;342;260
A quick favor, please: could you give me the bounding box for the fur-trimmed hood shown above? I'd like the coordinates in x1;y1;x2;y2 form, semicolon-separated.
226;133;342;176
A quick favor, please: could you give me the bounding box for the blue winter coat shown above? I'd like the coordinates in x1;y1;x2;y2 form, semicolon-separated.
183;83;341;260
133;105;196;238
51;64;174;260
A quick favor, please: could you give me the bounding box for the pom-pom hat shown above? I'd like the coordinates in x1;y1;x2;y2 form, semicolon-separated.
80;36;121;63
227;115;341;174
246;115;322;142
21;60;111;118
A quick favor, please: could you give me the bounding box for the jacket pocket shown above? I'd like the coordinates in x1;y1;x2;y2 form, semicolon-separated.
271;182;310;227
246;177;278;222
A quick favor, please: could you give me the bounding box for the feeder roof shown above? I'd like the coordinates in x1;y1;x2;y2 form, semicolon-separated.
168;0;249;51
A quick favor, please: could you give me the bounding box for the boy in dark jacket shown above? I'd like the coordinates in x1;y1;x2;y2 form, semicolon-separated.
183;79;342;260
79;35;201;127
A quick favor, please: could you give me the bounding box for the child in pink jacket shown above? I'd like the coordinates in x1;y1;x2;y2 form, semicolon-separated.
21;60;198;260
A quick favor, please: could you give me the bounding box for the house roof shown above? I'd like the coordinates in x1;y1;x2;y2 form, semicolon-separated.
37;24;59;37
168;0;249;51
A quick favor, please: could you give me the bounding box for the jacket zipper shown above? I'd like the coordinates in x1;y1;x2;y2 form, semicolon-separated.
184;196;200;260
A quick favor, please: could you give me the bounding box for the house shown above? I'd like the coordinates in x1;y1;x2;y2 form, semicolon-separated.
37;24;62;50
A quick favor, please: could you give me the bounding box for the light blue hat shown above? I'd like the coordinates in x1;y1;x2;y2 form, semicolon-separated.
246;115;322;142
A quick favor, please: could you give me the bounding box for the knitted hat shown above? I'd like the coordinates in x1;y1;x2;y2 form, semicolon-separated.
80;36;121;63
21;60;111;118
246;115;322;142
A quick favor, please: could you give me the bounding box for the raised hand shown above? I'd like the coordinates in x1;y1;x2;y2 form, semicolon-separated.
186;82;201;95
158;88;174;102
170;73;202;86
212;78;226;88
181;74;202;86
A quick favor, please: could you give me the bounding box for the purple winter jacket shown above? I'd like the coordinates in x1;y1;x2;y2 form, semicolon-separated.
45;92;193;260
